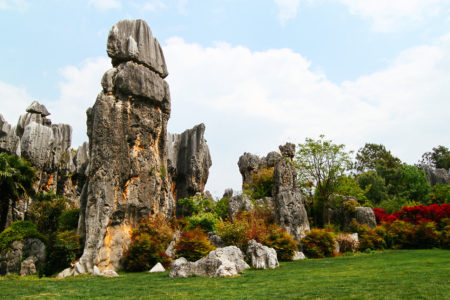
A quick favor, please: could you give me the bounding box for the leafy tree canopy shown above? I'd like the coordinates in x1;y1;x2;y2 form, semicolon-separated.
421;145;450;170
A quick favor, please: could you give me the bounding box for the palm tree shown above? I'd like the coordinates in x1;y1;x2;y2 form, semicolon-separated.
0;153;36;231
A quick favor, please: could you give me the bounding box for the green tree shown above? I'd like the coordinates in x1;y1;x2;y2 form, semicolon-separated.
421;145;450;170
355;143;401;173
295;135;353;226
0;153;36;231
396;165;431;204
357;171;388;205
428;184;450;204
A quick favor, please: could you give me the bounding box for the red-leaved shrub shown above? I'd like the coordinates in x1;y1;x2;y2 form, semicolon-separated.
301;229;336;258
123;214;174;271
174;228;215;261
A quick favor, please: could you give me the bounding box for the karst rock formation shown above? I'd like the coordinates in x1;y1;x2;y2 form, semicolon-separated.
238;143;310;240
0;103;88;228
76;19;176;273
167;123;212;201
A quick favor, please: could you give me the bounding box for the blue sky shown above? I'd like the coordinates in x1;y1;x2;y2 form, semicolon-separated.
1;0;450;197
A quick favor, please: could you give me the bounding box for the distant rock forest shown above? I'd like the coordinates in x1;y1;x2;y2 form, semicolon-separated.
1;20;449;278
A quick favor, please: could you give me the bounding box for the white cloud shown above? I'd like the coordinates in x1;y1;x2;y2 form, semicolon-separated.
337;0;450;32
273;0;301;26
272;0;450;31
132;0;165;11
0;0;28;11
48;57;111;148
0;81;32;125
162;36;450;196
88;0;121;11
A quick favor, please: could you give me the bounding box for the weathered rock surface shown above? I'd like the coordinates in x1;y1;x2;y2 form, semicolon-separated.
169;246;250;278
149;262;165;273
246;239;279;269
272;144;310;240
355;207;377;229
420;165;450;186
228;194;254;220
167;123;212;201
77;19;175;273
0;238;46;276
107;19;168;78
238;151;280;187
208;232;225;248
237;143;310;240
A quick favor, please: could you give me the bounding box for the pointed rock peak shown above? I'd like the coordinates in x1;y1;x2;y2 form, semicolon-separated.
107;19;168;78
26;101;50;117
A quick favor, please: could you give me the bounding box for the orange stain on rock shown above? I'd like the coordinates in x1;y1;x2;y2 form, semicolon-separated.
122;177;139;202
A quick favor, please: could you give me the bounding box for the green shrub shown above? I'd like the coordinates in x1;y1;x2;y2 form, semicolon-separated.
264;226;298;261
429;184;450;204
27;193;70;234
39;230;82;277
410;221;440;249
0;221;44;254
187;212;219;232
383;220;415;249
58;208;80;231
217;220;249;251
174;228;215;261
215;197;230;221
301;229;336;258
349;220;386;251
123;214;174;272
440;219;450;249
177;194;215;218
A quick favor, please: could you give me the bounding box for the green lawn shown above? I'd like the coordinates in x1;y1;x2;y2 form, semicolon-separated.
1;249;449;299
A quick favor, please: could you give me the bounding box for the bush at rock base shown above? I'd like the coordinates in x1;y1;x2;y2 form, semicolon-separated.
39;230;82;277
0;221;44;253
349;220;386;251
27;193;71;234
336;233;359;253
174;228;215;261
216;210;271;252
214;197;230;221
263;226;298;261
301;229;336;258
122;215;174;271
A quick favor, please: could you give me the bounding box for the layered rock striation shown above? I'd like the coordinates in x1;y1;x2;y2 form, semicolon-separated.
77;19;175;273
167;123;212;201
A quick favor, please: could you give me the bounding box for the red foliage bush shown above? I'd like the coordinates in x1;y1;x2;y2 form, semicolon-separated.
374;204;450;227
174;228;215;261
122;214;174;271
301;229;336;258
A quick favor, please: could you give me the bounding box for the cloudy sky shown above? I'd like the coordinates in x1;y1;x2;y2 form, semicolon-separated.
1;0;449;197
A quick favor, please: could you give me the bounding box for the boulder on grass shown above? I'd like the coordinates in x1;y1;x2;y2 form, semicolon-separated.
246;240;279;269
292;251;306;260
169;246;250;278
149;262;165;273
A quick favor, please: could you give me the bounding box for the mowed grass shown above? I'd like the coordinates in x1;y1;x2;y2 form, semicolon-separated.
0;249;449;299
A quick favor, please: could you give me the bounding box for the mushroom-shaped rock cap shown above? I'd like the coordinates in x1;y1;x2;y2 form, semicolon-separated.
107;19;168;79
26;101;50;117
